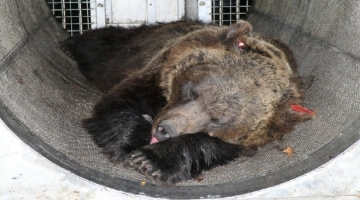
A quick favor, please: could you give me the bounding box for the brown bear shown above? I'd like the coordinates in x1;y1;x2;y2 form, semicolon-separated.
61;20;315;184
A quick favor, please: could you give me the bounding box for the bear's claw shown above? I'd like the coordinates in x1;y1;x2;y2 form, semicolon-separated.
125;147;189;184
125;149;165;183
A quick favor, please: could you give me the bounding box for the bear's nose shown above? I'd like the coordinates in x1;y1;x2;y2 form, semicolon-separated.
155;120;177;141
155;126;169;141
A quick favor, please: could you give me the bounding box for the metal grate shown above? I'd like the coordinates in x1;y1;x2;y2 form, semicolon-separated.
47;0;91;36
211;0;252;26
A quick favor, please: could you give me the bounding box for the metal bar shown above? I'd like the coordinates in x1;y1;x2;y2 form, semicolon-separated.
212;0;215;22
61;0;66;30
229;0;232;23
236;0;239;21
86;0;91;30
78;1;83;34
69;1;73;36
219;0;222;26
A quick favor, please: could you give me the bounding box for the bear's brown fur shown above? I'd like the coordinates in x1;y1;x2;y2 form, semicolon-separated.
61;20;314;184
149;21;314;146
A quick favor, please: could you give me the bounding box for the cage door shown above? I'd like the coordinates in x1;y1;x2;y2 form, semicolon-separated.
198;0;252;25
92;0;185;28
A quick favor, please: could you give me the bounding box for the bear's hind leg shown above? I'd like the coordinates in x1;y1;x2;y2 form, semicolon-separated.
125;133;244;184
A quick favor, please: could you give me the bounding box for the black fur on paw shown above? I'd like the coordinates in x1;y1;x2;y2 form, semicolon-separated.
83;109;152;163
125;133;244;184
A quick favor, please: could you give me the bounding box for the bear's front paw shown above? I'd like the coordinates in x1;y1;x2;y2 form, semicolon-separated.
83;109;153;163
125;146;191;184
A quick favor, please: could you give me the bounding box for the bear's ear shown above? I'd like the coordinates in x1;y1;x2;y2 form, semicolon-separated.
225;20;253;46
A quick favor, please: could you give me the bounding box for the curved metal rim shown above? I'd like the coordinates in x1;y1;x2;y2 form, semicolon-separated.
2;0;360;198
1;101;360;199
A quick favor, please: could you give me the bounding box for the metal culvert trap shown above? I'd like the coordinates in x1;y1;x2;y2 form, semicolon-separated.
1;0;360;199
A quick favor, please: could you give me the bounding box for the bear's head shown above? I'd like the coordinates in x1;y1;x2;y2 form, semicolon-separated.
150;20;307;144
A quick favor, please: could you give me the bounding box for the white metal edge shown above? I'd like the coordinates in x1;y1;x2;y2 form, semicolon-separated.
198;0;212;22
178;0;185;20
90;0;97;29
147;0;156;24
92;0;106;28
105;0;112;26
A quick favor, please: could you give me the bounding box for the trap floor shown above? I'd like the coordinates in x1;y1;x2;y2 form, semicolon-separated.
1;0;360;199
2;120;360;199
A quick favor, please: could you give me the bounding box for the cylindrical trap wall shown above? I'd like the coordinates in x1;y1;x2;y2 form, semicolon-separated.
1;0;359;199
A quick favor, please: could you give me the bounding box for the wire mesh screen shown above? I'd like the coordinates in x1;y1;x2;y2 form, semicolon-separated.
47;0;91;36
211;0;252;25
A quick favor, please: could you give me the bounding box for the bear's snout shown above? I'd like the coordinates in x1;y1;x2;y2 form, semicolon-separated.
154;120;177;141
152;101;211;140
153;115;188;141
